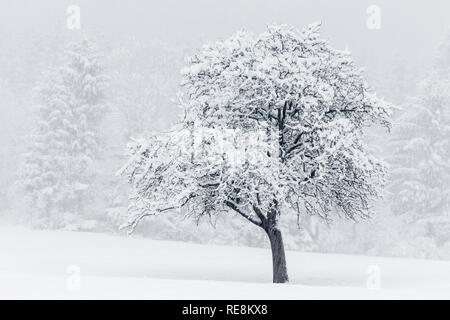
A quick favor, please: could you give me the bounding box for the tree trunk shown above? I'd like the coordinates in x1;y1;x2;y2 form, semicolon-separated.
266;227;289;283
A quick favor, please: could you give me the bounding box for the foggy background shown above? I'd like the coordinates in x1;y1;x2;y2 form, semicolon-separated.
2;0;449;64
1;0;450;260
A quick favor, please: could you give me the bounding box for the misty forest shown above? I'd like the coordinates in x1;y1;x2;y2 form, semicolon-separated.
1;0;450;297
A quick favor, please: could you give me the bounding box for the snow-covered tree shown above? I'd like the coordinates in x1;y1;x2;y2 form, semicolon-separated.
433;29;450;80
109;38;183;137
389;31;450;253
120;24;391;283
100;39;184;229
20;38;107;229
0;78;15;215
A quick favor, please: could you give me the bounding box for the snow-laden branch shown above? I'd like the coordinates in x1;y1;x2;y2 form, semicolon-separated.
120;23;392;233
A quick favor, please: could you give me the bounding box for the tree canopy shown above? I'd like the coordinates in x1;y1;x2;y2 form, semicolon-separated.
120;23;391;232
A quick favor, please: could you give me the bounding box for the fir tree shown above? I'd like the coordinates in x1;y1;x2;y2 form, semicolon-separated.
21;38;107;229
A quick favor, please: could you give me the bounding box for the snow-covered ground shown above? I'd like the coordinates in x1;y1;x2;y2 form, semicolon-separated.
0;225;449;299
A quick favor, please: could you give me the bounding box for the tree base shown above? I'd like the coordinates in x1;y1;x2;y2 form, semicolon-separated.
267;227;289;283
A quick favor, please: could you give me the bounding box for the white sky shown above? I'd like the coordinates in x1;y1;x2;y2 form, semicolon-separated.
0;0;449;68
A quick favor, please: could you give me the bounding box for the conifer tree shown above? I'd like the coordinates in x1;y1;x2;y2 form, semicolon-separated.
21;38;107;229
